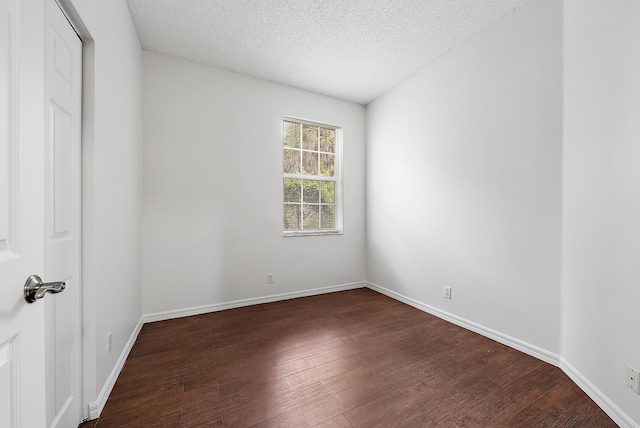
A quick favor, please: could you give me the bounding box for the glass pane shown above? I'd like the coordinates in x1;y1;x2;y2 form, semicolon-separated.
303;205;319;230
303;180;320;203
320;128;335;153
283;121;301;149
321;181;335;203
302;124;318;150
320;205;335;229
320;153;334;177
284;204;301;230
302;151;318;175
284;178;301;202
283;148;301;174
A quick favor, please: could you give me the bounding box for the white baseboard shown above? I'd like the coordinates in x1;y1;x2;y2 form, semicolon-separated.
87;280;638;428
86;281;365;419
143;281;366;323
365;281;561;366
560;358;639;428
88;317;144;420
366;281;640;428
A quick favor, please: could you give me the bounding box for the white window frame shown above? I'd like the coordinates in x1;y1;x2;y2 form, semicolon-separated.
283;116;343;237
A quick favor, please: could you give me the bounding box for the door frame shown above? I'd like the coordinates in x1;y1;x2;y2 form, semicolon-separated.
49;0;96;421
44;0;84;424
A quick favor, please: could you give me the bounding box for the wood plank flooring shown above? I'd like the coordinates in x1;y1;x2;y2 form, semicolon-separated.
80;288;616;427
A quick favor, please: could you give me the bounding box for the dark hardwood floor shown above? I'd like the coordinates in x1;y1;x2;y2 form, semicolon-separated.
79;288;616;427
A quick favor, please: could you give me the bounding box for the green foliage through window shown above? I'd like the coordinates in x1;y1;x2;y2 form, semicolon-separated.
283;118;339;233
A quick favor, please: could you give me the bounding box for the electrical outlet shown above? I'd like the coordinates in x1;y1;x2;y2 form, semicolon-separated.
627;366;640;394
267;273;274;284
107;332;112;354
444;286;452;299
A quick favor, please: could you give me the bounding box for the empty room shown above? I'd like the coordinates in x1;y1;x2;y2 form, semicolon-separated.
1;0;639;427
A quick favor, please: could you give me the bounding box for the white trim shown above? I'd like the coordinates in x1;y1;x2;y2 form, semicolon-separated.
283;229;343;237
560;358;639;428
283;115;340;130
143;281;366;323
86;282;364;419
365;281;560;367
365;281;640;427
87;317;143;420
282;117;343;235
284;173;336;181
87;281;638;427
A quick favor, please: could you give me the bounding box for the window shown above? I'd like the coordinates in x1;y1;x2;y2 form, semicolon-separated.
283;117;342;236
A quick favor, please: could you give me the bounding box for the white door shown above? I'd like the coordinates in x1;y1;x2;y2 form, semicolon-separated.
0;0;82;426
0;0;47;427
44;0;83;426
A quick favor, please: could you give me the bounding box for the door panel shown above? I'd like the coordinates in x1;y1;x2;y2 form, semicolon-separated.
0;339;16;427
53;286;72;413
44;0;82;426
0;0;80;424
52;102;73;235
0;0;11;257
53;32;73;89
0;0;47;426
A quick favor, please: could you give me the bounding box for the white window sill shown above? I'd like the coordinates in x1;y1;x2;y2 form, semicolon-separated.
283;230;343;237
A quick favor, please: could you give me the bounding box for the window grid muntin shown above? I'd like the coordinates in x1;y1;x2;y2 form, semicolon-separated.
283;174;337;231
283;117;341;235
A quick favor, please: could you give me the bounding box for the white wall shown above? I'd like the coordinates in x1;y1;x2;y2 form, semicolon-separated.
51;0;640;425
65;0;143;414
562;0;640;424
366;0;563;354
141;52;366;314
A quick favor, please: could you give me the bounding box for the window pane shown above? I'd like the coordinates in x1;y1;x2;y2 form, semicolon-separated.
321;181;335;203
320;153;334;177
284;178;301;202
320;128;335;153
303;205;319;229
302;124;318;150
284;204;301;230
283;148;301;174
320;205;335;229
302;151;318;175
303;180;320;203
283;121;301;148
283;118;341;235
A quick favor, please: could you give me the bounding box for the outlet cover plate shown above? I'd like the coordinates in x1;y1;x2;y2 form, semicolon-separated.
628;366;640;394
444;286;452;299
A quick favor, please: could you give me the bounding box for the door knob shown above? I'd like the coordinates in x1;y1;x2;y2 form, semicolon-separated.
23;275;66;303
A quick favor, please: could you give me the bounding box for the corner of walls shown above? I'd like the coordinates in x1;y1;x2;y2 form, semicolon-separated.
88;281;366;419
365;0;563;357
143;281;366;323
560;358;639;428
366;0;640;426
561;0;640;426
140;51;366;316
70;0;144;417
87;317;143;419
367;282;560;366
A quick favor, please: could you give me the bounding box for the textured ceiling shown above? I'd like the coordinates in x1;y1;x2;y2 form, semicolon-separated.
127;0;530;104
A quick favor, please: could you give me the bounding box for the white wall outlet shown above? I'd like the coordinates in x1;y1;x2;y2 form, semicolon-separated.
107;332;112;354
267;273;274;284
627;366;640;394
444;286;452;299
